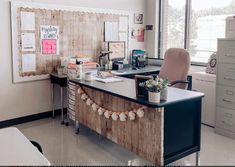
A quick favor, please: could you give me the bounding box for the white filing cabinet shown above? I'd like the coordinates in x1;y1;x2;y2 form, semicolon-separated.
215;39;235;139
192;72;216;127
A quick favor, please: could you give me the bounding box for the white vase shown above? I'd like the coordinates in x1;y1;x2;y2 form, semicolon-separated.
160;87;168;101
148;92;161;103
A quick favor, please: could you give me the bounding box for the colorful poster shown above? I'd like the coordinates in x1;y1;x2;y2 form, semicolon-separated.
40;25;59;55
131;28;145;42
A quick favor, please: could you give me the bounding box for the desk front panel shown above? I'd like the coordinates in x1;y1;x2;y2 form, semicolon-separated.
75;85;164;165
164;98;202;165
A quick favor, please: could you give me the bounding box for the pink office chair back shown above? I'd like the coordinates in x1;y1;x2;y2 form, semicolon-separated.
159;48;191;89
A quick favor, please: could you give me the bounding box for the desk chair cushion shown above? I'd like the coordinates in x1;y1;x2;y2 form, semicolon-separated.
159;48;190;89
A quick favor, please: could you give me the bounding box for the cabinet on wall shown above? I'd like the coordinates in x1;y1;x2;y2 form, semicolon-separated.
215;39;235;139
192;72;216;127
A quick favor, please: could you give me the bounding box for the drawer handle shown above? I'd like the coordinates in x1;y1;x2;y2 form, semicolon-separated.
226;90;234;95
223;99;234;103
224;77;235;81
225;54;235;57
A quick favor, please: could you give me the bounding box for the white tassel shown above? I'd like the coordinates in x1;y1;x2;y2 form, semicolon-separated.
81;94;88;101
119;112;127;122
98;107;104;116
77;88;82;95
128;111;136;121
111;113;119;121
104;110;111;119
92;103;98;112
86;99;93;106
137;108;144;118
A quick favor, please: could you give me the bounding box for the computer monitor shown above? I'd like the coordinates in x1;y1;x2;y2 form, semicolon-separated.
108;41;125;61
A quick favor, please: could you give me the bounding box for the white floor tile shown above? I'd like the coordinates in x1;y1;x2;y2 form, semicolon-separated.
15;118;235;166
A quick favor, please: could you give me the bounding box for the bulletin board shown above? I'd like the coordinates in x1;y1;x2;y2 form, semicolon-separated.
11;1;130;83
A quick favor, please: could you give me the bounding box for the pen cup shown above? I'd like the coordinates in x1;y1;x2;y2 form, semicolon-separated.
84;72;92;81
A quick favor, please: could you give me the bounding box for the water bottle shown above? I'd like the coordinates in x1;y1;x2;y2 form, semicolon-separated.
76;63;83;80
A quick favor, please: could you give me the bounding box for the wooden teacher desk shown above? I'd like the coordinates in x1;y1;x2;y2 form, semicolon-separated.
70;77;204;165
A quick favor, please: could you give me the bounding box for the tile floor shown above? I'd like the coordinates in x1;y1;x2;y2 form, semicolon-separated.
16;118;235;166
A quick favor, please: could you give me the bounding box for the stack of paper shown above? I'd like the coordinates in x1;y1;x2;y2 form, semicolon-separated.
94;76;123;83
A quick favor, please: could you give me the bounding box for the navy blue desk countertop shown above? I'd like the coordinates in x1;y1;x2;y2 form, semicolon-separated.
70;77;204;108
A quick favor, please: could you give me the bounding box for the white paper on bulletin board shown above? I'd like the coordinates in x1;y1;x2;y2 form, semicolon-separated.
119;32;128;44
119;17;128;32
21;33;35;52
105;22;119;41
22;54;36;72
21;12;35;31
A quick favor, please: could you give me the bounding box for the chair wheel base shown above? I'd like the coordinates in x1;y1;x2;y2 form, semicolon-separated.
76;128;80;134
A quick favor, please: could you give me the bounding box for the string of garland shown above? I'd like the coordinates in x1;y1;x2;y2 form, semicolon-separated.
77;87;146;122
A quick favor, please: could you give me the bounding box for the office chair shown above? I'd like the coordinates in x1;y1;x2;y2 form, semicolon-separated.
159;48;191;89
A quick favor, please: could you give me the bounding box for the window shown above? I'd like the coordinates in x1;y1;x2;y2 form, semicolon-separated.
159;0;235;64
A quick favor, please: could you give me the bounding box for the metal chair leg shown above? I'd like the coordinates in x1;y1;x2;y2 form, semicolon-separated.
51;84;55;118
75;121;80;134
196;152;200;166
61;87;64;125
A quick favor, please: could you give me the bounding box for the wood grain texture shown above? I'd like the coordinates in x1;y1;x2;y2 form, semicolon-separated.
17;8;128;77
75;85;164;165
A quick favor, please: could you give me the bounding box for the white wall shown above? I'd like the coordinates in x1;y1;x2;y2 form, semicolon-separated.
145;0;159;58
0;0;146;121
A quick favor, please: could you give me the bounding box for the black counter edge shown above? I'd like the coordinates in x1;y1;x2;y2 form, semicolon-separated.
164;147;199;165
70;80;204;108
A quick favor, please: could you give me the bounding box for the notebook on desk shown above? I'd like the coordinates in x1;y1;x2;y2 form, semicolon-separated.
94;76;123;83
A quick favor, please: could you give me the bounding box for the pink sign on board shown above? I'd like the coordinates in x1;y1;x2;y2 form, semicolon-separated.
40;25;59;55
42;39;57;55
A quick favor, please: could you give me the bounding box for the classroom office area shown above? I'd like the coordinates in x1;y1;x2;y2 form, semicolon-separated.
1;0;235;166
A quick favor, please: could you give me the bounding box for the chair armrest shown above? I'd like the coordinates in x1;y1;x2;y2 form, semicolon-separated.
170;80;190;87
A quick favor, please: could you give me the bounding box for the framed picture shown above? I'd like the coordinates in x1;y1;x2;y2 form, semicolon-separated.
108;41;126;61
134;14;143;24
135;75;153;99
206;53;217;74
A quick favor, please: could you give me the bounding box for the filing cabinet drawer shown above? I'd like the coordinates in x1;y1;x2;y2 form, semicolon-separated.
68;109;75;116
217;63;235;86
68;94;76;101
68;84;76;91
218;39;235;63
68;104;75;111
217;85;235;109
68;99;75;106
68;89;75;96
69;114;75;121
216;107;235;132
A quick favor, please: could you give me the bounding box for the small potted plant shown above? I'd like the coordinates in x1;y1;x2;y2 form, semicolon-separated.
140;76;169;103
160;78;169;101
140;77;163;103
